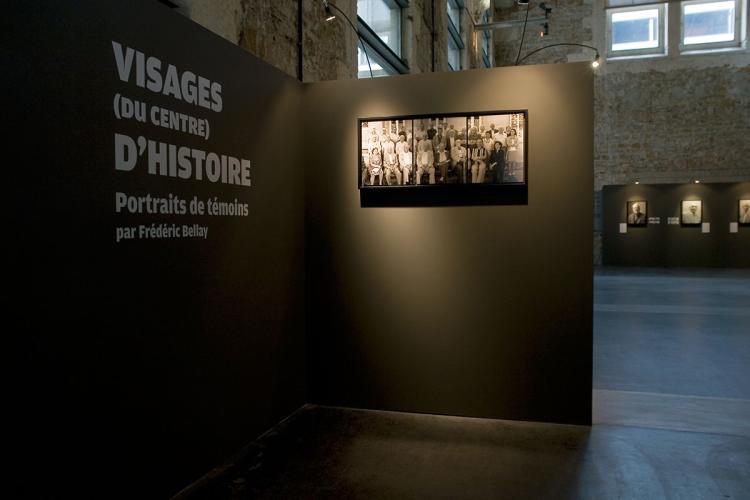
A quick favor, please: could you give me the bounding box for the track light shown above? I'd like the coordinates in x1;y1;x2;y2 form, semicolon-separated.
517;43;601;69
323;0;335;21
321;1;372;78
539;2;552;18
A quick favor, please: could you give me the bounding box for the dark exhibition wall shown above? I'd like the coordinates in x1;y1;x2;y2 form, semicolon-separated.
9;0;596;497
304;63;595;426
603;183;750;268
9;0;305;497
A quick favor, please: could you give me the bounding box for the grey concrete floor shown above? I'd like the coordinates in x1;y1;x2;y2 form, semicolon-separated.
178;268;750;499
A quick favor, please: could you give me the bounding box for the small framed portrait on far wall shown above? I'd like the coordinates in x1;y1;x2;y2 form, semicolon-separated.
739;200;750;226
681;200;703;226
626;200;647;226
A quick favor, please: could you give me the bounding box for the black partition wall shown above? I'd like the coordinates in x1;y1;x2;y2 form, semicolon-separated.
304;63;595;426
10;0;596;496
603;183;750;268
9;1;305;497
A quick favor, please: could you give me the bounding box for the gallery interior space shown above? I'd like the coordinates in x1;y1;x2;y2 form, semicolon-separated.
8;0;749;498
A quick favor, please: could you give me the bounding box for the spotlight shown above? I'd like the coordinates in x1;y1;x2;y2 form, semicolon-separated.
539;23;548;38
323;0;336;21
694;180;701;184
591;54;600;68
635;181;640;185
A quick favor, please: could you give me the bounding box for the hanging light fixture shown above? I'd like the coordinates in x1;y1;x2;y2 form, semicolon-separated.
516;43;600;69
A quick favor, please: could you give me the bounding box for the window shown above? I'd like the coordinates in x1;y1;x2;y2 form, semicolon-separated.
358;0;402;56
357;0;409;78
448;37;461;70
681;0;745;51
447;0;465;71
481;11;491;68
606;3;667;58
358;42;399;78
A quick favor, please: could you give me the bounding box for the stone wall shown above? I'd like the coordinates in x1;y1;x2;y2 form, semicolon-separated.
173;0;358;82
171;0;489;80
494;0;750;264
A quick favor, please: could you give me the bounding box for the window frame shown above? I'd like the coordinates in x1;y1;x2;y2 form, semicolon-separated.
679;0;746;53
447;0;465;71
356;0;409;78
605;2;668;59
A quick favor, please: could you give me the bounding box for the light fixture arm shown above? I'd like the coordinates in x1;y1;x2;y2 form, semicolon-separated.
516;43;599;65
325;1;373;79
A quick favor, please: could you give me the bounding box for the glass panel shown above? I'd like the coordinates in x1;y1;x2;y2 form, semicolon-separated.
467;114;526;184
413;117;467;185
683;1;736;45
358;43;397;78
448;1;461;29
358;0;401;56
611;8;660;51
361;119;413;186
448;37;460;70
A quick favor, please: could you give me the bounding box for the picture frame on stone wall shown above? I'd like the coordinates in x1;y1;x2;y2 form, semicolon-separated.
739;200;750;226
626;200;647;227
681;200;703;226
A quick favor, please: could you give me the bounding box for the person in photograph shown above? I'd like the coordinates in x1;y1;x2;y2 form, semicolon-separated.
482;130;494;151
494;125;507;145
740;201;750;224
436;141;450;183
471;140;488;183
399;142;413;184
395;132;408;155
450;138;467;183
489;141;506;183
382;139;399;185
367;127;380;153
369;147;383;186
468;126;480;148
505;128;522;179
445;125;457;150
682;202;701;224
416;139;436;184
627;203;646;225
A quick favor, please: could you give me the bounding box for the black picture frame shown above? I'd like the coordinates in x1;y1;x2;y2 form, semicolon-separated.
626;200;647;227
739;199;750;226
358;110;529;190
680;199;703;226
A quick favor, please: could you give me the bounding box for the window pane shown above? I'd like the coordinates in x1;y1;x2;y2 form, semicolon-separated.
611;8;660;50
448;38;460;70
358;0;401;56
358;43;397;78
448;1;460;29
683;1;736;45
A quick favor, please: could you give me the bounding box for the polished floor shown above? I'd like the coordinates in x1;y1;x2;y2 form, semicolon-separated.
177;268;750;499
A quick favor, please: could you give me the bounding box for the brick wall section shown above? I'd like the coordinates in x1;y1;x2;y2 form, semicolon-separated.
174;0;357;81
594;66;750;190
494;0;750;264
174;0;488;80
494;0;593;67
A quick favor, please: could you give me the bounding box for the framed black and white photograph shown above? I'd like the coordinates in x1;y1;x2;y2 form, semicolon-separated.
358;111;527;189
360;119;413;187
681;200;703;226
739;200;750;225
467;113;526;184
626;200;647;226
